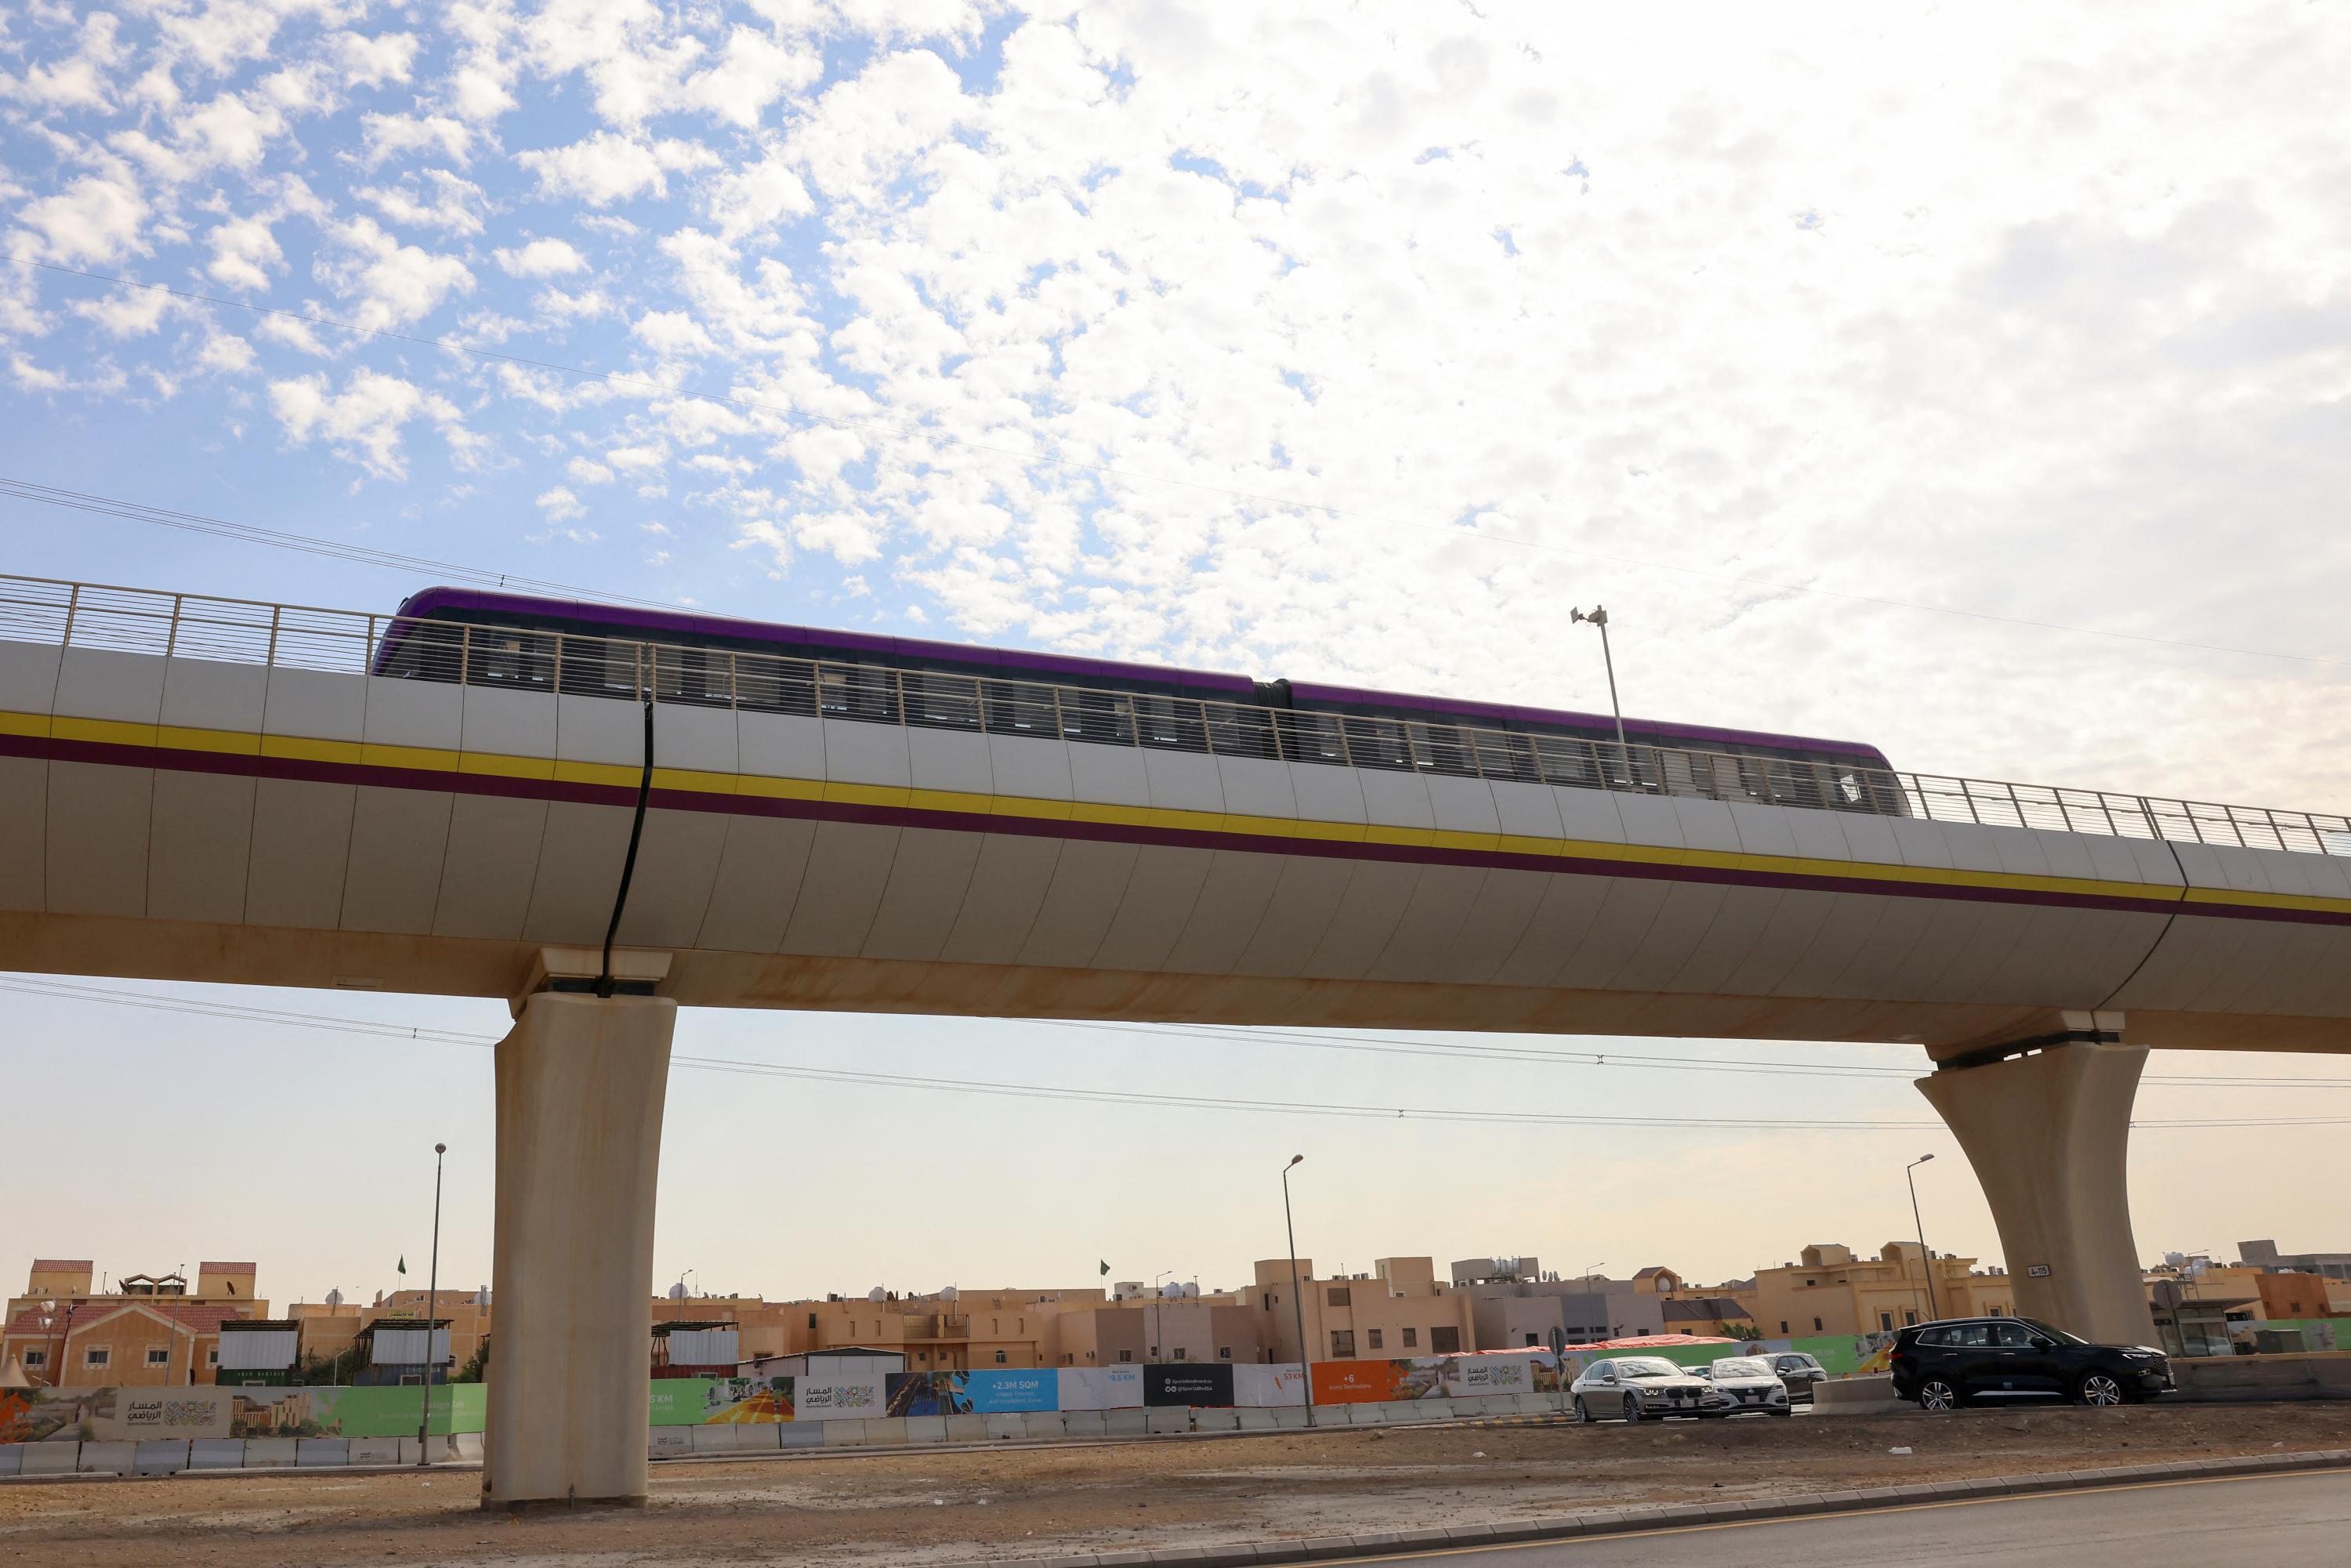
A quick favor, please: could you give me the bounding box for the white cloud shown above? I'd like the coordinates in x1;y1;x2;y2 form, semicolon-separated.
68;287;173;339
315;216;475;330
567;455;614;483
517;131;718;207
0;12;127;110
360;111;474;168
631;309;716;356
256;313;331;356
494;237;588;277
197;332;259;375
533;286;615;320
535;484;585;522
331;30;420;89
11;171;148;265
268;367;465;478
357;169;488;236
207;215;283;291
606;442;666;471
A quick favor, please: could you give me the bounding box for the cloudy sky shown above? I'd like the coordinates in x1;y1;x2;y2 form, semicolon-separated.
3;2;2349;1305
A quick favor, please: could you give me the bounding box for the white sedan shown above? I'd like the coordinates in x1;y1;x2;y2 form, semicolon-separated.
1698;1356;1795;1417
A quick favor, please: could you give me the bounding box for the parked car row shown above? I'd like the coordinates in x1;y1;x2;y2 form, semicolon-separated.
1568;1355;1814;1422
1564;1319;2172;1424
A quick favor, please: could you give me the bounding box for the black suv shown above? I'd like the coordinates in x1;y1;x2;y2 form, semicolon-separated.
1889;1316;2172;1410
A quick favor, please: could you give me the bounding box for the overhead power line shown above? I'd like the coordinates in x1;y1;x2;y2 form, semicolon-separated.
5;976;2348;1128
0;479;683;610
6;254;2342;669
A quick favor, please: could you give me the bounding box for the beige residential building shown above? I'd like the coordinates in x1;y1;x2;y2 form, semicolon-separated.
1242;1257;1479;1362
5;1259;269;1386
1751;1244;2015;1338
1042;1298;1263;1367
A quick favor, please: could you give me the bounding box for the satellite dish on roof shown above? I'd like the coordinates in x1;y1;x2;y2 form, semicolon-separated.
1183;1282;1200;1298
867;1286;886;1302
325;1288;343;1308
939;1285;958;1302
668;1282;687;1299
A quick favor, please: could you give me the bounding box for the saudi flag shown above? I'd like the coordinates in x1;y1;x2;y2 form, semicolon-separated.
1099;1260;1109;1276
397;1256;408;1276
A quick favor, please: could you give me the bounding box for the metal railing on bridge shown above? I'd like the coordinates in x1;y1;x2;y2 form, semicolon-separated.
5;574;2346;857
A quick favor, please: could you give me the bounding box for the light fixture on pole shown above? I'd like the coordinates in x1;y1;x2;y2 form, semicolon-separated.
1568;607;1630;764
1905;1155;1940;1323
1281;1156;1314;1429
418;1142;446;1466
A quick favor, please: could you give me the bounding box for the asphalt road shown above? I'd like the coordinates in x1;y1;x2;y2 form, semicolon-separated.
1335;1467;2351;1566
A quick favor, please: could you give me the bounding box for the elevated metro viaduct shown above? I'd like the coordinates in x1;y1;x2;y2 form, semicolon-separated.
5;578;2351;1505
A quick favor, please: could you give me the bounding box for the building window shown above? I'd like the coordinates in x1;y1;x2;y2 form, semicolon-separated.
85;1348;110;1369
206;1349;219;1366
1118;1349;1132;1363
22;1350;44;1368
1779;1321;1788;1334
1367;1329;1383;1350
1879;1312;1893;1332
1327;1287;1351;1307
1173;1348;1187;1361
1219;1346;1233;1360
1331;1331;1357;1358
1263;1296;1273;1311
1813;1317;1823;1332
1524;1332;1539;1347
993;1351;1006;1364
147;1347;170;1366
1904;1311;1918;1327
1429;1327;1461;1354
1403;1327;1418;1348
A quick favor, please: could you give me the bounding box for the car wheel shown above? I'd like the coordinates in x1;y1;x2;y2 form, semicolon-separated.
1622;1393;1643;1424
2076;1373;2125;1407
1918;1378;1961;1412
1573;1396;1593;1425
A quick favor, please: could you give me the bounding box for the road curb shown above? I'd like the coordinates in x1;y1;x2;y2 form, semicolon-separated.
938;1447;2351;1567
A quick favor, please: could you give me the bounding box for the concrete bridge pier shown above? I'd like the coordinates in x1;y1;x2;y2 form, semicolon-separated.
1915;1015;2159;1348
481;958;676;1511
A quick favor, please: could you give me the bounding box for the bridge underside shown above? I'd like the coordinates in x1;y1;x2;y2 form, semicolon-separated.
8;905;2351;1061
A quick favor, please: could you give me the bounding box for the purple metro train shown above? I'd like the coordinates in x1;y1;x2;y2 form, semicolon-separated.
374;587;1900;809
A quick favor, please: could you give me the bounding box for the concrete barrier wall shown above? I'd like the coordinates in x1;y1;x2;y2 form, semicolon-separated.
78;1441;136;1475
1813;1374;1909;1415
2175;1353;2351;1403
134;1440;190;1475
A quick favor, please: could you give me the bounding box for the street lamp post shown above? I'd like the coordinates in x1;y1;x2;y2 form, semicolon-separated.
1905;1155;1940;1324
1569;607;1630;772
418;1142;446;1466
1281;1156;1314;1429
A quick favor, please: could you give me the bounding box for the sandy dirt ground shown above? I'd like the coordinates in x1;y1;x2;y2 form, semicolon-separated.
5;1404;2349;1566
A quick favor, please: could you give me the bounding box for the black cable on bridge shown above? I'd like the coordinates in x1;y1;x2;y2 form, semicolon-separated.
594;684;657;999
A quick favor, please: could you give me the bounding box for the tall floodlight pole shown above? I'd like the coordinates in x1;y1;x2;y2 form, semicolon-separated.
1153;1269;1175;1363
1569;607;1628;757
1281;1156;1314;1429
418;1142;446;1465
1906;1155;1940;1323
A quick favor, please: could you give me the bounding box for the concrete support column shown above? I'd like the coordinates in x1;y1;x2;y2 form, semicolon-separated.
1915;1039;2157;1347
482;990;675;1510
